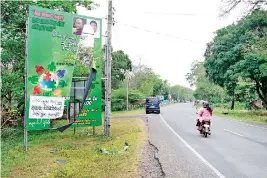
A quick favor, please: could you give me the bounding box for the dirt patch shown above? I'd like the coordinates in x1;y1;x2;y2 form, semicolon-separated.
260;112;267;116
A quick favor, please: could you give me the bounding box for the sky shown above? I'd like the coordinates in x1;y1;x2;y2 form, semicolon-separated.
77;0;244;88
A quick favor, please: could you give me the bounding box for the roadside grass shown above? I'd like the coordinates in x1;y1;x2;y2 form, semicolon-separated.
213;108;267;125
112;108;144;117
1;118;146;178
111;102;173;118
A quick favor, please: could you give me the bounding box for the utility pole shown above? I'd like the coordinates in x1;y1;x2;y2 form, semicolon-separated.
104;0;112;136
126;78;129;111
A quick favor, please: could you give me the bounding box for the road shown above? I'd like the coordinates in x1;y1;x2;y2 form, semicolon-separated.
147;103;267;178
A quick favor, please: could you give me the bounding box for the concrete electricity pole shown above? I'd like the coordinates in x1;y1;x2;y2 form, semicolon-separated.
125;71;130;111
104;0;112;136
120;69;130;111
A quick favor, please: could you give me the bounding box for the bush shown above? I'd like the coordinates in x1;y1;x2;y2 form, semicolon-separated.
111;89;145;111
128;90;145;104
1;108;22;128
111;89;126;111
1;127;23;141
212;103;230;110
212;101;248;110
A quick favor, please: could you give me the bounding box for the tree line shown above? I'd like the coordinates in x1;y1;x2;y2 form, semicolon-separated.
107;50;194;111
186;9;267;110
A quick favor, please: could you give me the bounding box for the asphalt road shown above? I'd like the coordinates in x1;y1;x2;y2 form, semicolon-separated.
147;103;267;178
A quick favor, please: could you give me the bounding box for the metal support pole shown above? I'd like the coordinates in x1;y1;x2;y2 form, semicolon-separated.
104;0;112;136
24;19;29;151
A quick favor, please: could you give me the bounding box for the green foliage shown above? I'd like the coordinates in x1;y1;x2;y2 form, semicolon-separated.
213;101;247;110
170;85;193;101
109;60;195;111
186;60;227;103
128;90;145;104
111;50;132;89
130;69;154;96
111;88;144;111
235;81;258;109
204;9;267;107
129;66;170;97
73;60;90;77
185;60;204;88
194;75;227;104
111;88;126;111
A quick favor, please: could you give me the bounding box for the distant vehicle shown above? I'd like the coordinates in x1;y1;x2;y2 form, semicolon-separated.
145;97;160;114
156;95;164;101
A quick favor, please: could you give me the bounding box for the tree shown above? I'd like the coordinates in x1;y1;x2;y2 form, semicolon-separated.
204;10;267;107
129;64;169;97
235;81;259;109
186;60;228;103
1;1;96;122
170;85;194;102
220;0;267;17
111;88;144;111
111;50;132;89
194;75;227;103
185;60;204;88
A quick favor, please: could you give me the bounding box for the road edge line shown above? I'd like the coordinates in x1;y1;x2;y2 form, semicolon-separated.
223;129;243;137
186;114;267;130
159;114;226;178
225;119;267;130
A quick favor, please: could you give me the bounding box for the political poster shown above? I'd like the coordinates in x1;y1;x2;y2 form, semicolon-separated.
26;6;102;130
29;96;65;119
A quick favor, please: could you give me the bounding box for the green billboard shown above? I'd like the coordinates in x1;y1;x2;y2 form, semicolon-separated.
27;6;102;130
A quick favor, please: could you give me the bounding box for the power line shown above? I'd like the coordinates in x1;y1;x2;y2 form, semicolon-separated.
113;5;211;17
115;21;206;43
1;27;108;37
142;11;209;16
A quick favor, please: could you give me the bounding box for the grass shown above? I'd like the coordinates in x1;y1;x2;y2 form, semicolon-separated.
111;109;144;117
111;102;173;117
1;118;147;178
213;108;267;125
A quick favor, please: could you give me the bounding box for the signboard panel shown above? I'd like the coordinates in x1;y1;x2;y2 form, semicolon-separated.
27;6;102;130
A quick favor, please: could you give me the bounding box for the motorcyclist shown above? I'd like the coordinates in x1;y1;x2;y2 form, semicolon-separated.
193;100;199;109
196;102;212;131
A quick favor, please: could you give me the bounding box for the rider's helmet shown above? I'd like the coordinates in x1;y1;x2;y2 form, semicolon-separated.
202;101;209;108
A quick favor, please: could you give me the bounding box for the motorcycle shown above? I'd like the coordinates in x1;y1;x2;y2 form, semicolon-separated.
196;112;211;137
199;121;211;137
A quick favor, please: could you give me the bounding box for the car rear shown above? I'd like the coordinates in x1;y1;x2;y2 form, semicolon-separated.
145;97;160;114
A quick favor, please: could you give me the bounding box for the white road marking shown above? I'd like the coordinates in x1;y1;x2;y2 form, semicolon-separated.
224;129;267;144
186;113;267;130
223;129;244;137
160;114;226;178
225;119;267;130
